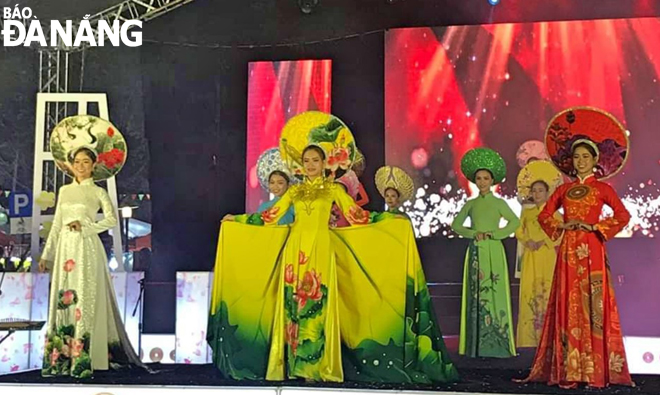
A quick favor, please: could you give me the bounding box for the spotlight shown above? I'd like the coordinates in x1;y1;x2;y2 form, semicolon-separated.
487;0;500;5
298;0;319;14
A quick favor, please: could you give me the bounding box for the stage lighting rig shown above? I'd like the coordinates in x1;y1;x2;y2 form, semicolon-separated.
298;0;319;14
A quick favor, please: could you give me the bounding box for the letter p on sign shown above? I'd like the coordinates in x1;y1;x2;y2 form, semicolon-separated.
9;192;32;218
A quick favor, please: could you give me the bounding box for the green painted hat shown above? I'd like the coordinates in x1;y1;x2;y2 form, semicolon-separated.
460;147;507;184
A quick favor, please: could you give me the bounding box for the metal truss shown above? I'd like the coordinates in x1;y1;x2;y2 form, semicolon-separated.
1;0;196;94
89;0;196;24
22;1;195;267
32;0;195;139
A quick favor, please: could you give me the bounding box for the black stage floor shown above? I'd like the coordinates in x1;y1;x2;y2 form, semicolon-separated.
1;351;659;395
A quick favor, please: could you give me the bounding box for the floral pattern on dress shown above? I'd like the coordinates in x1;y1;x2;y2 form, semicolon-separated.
525;176;633;388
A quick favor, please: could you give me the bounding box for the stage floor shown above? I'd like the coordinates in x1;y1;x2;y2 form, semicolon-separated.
1;359;659;395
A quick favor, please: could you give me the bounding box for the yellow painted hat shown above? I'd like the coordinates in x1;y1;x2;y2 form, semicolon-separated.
516;160;563;201
279;111;357;181
375;166;415;202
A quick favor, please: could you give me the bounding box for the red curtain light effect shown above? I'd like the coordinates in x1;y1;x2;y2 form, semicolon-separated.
246;60;332;211
386;18;660;194
386;18;660;238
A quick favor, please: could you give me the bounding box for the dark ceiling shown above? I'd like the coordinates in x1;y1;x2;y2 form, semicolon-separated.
5;0;660;46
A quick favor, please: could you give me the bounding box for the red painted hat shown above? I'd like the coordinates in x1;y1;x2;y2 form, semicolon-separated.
545;107;629;180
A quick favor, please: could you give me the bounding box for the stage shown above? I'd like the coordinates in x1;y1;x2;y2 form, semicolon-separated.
1;355;660;395
2;3;660;395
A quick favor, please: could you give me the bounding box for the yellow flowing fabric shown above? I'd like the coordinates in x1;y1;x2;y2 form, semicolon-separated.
514;205;560;347
207;177;458;383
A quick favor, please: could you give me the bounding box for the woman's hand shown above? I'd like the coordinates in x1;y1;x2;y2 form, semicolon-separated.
576;221;594;231
67;220;82;232
559;220;579;230
475;232;492;241
525;240;541;250
526;240;545;251
38;259;49;273
560;220;593;231
222;214;235;223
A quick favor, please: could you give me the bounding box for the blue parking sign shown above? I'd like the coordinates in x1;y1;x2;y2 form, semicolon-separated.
9;192;32;218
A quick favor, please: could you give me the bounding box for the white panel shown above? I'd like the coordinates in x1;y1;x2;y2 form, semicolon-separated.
140;334;175;364
624;336;660;374
0;273;32;373
27;273;50;370
175;272;213;364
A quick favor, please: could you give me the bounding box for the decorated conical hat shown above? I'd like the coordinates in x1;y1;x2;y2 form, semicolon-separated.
516;160;563;201
50;115;127;181
375;166;415;202
279;111;357;180
516;140;549;168
460;147;507;184
256;147;294;191
545;107;629;180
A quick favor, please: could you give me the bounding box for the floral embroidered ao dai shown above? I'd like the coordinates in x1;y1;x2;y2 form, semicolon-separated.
256;196;294;225
451;192;519;358
525;175;633;388
514;205;561;347
207;177;458;384
41;178;141;378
